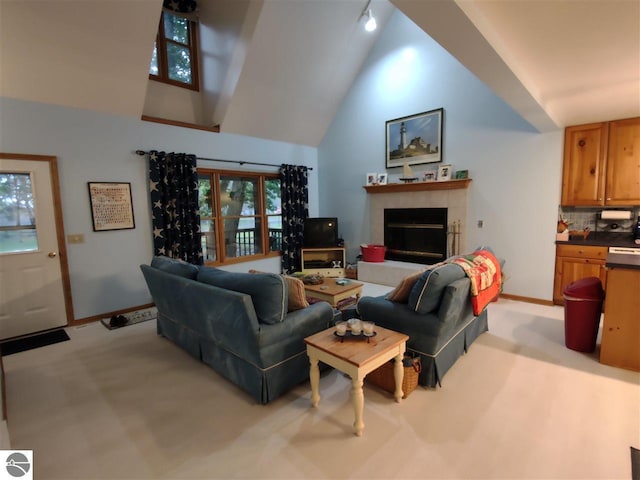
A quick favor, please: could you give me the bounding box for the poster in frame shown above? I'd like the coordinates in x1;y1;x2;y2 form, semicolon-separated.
386;108;443;169
88;182;135;231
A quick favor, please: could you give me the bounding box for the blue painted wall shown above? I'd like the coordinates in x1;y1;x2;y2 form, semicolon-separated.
318;11;564;300
0;97;319;319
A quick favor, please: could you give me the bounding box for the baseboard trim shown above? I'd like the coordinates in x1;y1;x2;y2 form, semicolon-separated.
499;293;554;306
72;303;156;326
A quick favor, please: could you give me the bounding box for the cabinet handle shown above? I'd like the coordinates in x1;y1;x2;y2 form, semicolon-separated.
578;140;586;147
590;168;596;175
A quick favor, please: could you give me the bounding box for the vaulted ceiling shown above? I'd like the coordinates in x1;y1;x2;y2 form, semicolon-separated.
1;0;638;147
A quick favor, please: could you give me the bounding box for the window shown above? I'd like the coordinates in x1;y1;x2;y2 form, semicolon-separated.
149;11;199;90
198;170;282;264
0;172;38;254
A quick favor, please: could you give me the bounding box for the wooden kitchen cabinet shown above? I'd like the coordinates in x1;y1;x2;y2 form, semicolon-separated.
561;117;640;206
605;117;640;205
600;266;640;372
553;245;607;305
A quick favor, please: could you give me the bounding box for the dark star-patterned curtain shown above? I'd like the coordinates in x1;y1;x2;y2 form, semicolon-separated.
149;150;202;265
280;164;308;274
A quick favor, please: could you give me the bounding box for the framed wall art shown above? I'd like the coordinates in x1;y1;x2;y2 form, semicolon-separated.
88;182;135;231
386;108;443;169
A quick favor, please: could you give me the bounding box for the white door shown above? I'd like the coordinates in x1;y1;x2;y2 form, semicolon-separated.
0;157;68;340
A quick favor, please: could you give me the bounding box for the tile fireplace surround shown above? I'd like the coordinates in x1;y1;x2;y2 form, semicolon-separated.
361;185;468;286
369;186;468;253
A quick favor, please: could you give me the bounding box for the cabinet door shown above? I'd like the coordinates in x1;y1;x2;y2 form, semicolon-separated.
553;256;606;305
605;117;640;205
561;123;607;206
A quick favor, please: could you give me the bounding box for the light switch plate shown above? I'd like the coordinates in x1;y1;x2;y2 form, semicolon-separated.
67;234;84;244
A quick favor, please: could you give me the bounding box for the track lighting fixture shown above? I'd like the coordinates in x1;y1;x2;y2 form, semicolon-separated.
360;0;377;32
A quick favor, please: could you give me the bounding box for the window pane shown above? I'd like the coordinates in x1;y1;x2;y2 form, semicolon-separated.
0;173;38;254
267;215;282;252
149;42;159;75
219;176;257;216
163;13;189;44
198;175;213;217
223;217;262;258
167;43;192;83
265;179;281;215
200;220;217;262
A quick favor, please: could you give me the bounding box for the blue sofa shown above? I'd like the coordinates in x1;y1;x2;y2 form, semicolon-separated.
357;261;492;388
140;256;334;404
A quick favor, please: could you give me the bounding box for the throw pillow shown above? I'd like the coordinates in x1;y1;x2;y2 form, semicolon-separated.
283;275;310;311
386;269;424;303
198;268;287;324
408;263;466;314
150;256;199;279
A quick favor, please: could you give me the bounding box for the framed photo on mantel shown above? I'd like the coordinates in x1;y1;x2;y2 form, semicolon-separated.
386;108;443;169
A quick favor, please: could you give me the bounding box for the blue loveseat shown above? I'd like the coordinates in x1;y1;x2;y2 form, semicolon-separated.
357;255;500;388
140;256;334;404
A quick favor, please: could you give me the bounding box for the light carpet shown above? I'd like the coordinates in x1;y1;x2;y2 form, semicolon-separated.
2;291;639;479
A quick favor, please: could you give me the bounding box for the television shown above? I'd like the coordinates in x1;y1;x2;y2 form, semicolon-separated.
303;217;339;248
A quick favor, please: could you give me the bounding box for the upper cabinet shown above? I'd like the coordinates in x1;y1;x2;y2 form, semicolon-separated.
605;118;640;205
561;117;640;206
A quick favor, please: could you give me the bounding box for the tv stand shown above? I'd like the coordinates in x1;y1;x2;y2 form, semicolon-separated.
301;247;345;277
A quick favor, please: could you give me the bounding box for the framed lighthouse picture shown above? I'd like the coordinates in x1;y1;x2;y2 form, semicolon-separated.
385;108;443;169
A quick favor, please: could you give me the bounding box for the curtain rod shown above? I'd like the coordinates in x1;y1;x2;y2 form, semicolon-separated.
134;150;313;171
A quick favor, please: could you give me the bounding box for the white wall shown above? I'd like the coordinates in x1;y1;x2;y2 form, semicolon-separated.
318;10;564;301
0;97;319;320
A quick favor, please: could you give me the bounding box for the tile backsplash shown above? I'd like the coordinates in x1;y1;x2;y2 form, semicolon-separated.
559;206;640;233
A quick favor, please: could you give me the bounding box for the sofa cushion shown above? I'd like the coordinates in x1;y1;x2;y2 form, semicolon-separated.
386;269;425;303
198;267;288;324
151;255;199;279
408;263;465;314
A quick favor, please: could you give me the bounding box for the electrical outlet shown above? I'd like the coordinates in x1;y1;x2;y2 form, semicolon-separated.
67;234;85;244
477;220;484;228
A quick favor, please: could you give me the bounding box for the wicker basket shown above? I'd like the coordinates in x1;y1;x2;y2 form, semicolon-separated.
366;356;421;398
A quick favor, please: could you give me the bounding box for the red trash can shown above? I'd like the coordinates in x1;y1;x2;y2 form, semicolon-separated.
563;277;604;353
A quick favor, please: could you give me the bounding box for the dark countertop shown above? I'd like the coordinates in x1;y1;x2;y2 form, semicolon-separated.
556;231;639;248
606;253;640;270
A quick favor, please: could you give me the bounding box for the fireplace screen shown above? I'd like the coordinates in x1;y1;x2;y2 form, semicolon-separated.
384;208;448;265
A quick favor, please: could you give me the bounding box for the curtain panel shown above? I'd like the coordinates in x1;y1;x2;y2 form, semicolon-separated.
280;165;309;274
149;150;202;265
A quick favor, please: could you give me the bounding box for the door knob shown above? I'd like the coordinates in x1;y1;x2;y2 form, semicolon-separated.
48;252;57;258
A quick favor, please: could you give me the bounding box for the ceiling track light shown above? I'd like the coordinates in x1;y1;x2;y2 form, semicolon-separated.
360;0;377;32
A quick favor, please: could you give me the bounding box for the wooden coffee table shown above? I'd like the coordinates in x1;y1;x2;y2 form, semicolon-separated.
303;279;363;308
304;325;409;436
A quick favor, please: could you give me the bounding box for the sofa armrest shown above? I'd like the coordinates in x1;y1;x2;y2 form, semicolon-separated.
257;301;334;367
141;264;261;349
259;302;334;345
436;277;471;325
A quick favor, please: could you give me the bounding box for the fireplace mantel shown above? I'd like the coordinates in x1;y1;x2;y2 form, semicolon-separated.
363;179;471;194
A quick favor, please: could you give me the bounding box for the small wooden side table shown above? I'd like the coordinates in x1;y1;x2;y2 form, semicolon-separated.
303;280;363;308
304;326;409;436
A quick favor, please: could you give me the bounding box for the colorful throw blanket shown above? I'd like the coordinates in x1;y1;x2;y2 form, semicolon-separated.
452;250;502;315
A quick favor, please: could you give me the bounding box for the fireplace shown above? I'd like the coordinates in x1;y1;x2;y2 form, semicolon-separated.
384;208;448;265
